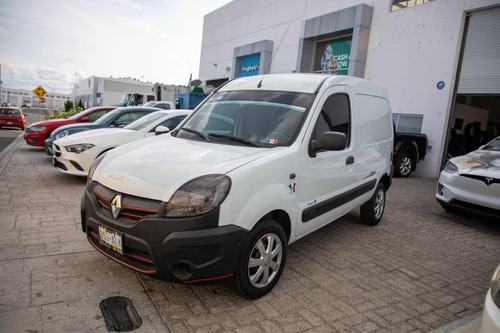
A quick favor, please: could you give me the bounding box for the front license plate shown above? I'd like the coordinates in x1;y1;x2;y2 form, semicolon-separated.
7;122;12;125
98;225;123;255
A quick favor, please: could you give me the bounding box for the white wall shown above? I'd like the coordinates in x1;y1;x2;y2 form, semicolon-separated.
200;0;500;177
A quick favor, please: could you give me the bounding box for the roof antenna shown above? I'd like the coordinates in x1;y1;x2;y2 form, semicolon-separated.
257;24;290;88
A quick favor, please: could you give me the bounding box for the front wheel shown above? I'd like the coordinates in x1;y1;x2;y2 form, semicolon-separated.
234;219;287;299
360;183;386;226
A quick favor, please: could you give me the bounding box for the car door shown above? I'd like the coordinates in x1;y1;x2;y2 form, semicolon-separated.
295;87;364;237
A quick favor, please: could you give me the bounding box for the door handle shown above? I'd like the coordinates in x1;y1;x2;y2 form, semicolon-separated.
346;156;354;165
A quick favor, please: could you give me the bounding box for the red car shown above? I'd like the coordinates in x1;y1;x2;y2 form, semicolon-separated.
24;106;116;147
0;107;26;130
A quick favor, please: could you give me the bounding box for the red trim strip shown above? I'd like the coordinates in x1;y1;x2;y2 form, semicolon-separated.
93;189;108;201
183;273;234;283
88;236;157;274
124;205;157;213
90;231;99;240
98;200;109;209
124;252;154;264
122;212;143;218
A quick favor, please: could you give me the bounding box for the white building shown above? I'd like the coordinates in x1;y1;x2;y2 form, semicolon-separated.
199;0;500;178
73;76;188;108
0;87;71;108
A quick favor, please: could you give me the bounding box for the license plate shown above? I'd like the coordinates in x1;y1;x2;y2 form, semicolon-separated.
7;122;12;125
98;225;123;255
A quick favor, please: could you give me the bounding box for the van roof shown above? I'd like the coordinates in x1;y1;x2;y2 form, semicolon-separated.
220;73;377;94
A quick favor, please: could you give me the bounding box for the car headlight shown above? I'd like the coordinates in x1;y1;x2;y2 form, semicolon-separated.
88;152;107;181
165;174;231;217
29;126;46;132
443;161;458;173
54;130;70;140
490;264;500;308
65;144;94;154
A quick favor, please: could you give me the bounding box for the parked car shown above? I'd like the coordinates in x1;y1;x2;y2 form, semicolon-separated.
45;107;162;155
24;106;116;147
0;107;26;130
142;101;175;110
81;73;394;298
52;110;190;176
393;131;428;177
436;136;500;219
479;263;500;332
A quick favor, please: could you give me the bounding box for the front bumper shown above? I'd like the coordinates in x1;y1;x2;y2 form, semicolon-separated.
436;170;500;219
24;130;46;147
52;144;90;176
81;182;249;283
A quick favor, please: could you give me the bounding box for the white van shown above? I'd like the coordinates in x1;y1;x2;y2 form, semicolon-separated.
82;74;394;298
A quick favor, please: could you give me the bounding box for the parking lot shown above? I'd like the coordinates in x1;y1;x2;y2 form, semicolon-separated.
0;134;499;332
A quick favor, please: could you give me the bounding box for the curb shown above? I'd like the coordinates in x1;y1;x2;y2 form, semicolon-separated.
0;133;25;176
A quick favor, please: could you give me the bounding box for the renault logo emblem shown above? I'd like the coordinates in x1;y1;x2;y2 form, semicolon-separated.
111;194;122;219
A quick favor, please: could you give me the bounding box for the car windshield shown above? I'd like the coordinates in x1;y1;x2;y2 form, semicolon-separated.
481;136;500;151
142;101;156;107
124;112;167;130
174;90;314;147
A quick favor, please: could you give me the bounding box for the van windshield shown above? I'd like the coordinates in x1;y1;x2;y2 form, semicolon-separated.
175;90;314;147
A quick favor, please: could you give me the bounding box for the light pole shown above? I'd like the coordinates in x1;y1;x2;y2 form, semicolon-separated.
49;82;55;109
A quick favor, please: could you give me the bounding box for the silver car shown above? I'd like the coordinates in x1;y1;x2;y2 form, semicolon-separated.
436;136;500;219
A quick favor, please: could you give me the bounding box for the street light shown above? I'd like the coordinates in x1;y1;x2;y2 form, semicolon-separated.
49;82;55;109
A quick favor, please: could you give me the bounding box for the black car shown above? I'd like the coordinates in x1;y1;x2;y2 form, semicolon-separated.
45;107;162;155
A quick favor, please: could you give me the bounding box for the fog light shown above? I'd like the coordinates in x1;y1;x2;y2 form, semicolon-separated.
437;183;444;196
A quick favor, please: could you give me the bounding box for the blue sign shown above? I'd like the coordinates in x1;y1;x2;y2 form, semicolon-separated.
437;81;445;90
241;53;261;77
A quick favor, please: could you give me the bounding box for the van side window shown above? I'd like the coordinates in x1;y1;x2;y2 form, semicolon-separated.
311;94;350;147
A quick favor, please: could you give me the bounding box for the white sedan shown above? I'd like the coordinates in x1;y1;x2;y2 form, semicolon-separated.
436;136;500;219
52;110;190;176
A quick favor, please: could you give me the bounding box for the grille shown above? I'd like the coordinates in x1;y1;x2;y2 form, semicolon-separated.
460;174;500;185
54;144;61;157
90;182;162;222
53;160;67;171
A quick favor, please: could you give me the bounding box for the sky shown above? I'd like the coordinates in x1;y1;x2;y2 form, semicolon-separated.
0;0;233;94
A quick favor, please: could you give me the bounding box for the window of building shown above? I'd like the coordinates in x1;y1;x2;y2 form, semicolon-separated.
393;114;423;133
392;0;434;11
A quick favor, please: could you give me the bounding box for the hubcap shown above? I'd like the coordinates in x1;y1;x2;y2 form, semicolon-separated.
374;189;385;220
399;157;412;176
248;233;283;288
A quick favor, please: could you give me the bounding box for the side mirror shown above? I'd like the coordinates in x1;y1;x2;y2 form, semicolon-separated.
155;125;170;135
111;120;123;127
80;116;90;122
309;131;347;157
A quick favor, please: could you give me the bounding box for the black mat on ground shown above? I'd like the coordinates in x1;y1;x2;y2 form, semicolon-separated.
99;296;142;332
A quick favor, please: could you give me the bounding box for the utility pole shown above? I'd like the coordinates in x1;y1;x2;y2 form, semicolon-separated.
0;64;3;103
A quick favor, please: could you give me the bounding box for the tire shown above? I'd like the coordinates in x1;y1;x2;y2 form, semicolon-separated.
394;151;413;178
234;219;287;299
360;183;386;226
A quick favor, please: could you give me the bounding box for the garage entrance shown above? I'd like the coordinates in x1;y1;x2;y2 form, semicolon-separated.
447;6;500;159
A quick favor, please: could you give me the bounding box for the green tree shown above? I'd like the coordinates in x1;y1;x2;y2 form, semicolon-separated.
64;100;73;111
77;99;84;109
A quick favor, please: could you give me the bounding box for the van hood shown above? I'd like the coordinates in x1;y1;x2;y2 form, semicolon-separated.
93;136;277;201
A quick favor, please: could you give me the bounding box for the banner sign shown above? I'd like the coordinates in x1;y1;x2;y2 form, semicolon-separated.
241;53;261;77
320;41;351;75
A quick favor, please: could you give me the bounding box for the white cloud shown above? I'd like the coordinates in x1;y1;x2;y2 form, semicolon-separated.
0;0;232;94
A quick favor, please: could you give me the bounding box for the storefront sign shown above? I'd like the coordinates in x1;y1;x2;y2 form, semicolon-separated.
437;81;445;90
320;40;351;75
241;53;261;77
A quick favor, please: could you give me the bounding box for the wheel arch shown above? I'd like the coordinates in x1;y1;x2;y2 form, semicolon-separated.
254;210;291;242
394;140;418;169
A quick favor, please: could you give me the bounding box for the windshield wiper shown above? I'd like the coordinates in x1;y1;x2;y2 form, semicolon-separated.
208;133;260;147
180;127;211;142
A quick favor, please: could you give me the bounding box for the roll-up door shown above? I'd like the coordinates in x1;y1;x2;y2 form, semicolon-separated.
457;7;500;94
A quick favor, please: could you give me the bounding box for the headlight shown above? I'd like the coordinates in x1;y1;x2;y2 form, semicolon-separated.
88;152;107;181
65;144;94;154
29;126;46;132
165;174;231;217
490;264;500;308
443;161;458;173
54;130;69;140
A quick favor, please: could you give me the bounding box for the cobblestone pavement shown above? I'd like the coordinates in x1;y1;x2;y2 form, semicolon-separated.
0;136;499;332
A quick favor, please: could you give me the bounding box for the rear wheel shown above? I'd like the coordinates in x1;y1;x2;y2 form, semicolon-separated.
234;219;287;299
360;183;386;226
394;151;413;177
